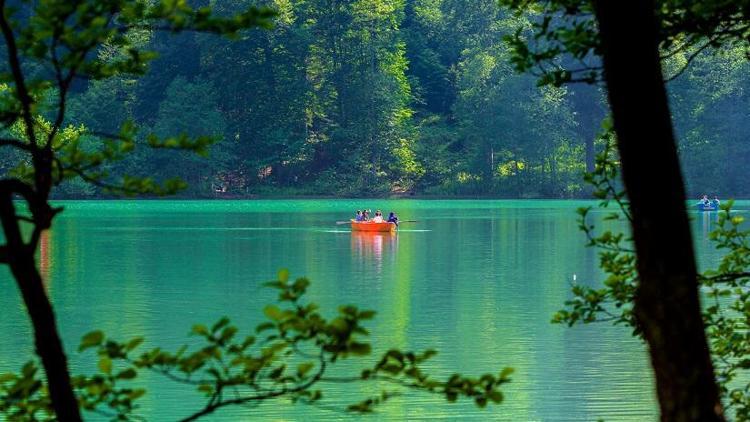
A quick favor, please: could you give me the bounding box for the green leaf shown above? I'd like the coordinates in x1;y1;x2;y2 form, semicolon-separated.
256;322;276;333
269;365;285;379
264;305;283;321
359;310;376;320
98;357;112;374
116;368;137;380
197;384;214;395
292;277;310;293
125;337;144;351
278;268;290;283
499;367;514;379
192;324;209;336
297;362;314;378
79;331;104;351
219;326;238;342
349;342;371;356
211;317;230;333
488;391;504;403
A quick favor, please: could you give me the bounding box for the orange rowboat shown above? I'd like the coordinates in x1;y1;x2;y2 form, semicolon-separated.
350;220;397;232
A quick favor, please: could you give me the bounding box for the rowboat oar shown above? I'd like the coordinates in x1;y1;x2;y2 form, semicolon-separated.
394;220;417;231
335;220;418;225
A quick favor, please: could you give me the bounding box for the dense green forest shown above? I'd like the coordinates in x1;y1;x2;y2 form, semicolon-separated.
4;0;748;198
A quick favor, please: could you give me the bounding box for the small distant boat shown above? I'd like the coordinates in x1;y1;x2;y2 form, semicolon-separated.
350;220;397;232
697;202;719;212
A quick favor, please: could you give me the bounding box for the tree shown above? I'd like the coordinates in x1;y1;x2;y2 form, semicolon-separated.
592;3;721;418
304;0;420;194
668;46;750;197
151;77;228;193
497;0;750;418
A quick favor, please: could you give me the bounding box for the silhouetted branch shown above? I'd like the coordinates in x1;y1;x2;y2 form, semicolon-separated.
700;272;750;284
47;15;114;149
0;137;35;153
64;167;141;196
0;178;35;202
664;40;714;83
178;356;327;422
0;0;37;147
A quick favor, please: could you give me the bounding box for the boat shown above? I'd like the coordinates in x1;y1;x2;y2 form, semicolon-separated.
350;220;397;232
697;202;719;212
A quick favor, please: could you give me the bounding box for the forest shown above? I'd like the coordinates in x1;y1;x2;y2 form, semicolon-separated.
2;0;747;198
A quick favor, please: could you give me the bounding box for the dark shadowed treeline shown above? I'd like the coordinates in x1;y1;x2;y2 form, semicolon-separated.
4;0;748;198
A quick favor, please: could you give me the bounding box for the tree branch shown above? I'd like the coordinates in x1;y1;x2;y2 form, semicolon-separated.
47;13;112;150
0;178;35;202
64;166;141;196
178;356;327;422
0;0;37;147
700;272;750;284
664;39;715;83
0;137;35;153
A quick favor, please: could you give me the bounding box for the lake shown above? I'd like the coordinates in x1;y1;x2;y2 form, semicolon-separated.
0;200;731;421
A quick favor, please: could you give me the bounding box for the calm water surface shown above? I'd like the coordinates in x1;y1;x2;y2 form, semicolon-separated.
0;200;733;421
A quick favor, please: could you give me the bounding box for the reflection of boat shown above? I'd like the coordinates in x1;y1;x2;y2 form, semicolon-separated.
350;220;397;232
351;231;397;267
39;231;51;282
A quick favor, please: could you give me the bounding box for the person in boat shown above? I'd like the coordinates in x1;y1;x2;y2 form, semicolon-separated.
372;210;384;223
701;194;710;206
362;209;370;221
713;196;721;208
387;212;399;227
355;210;364;222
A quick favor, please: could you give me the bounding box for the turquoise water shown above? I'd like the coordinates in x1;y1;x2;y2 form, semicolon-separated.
0;200;733;421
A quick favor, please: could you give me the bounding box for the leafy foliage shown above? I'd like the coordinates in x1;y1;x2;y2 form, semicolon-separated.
0;273;512;421
0;0;275;198
499;0;750;86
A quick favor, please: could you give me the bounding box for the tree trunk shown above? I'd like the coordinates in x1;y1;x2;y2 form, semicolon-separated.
0;195;82;421
592;1;723;420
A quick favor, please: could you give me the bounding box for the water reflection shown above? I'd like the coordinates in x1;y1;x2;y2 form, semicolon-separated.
700;211;716;237
39;231;52;282
350;231;398;273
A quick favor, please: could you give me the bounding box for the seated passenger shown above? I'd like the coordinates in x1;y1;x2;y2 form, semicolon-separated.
362;209;370;221
355;210;363;222
713;196;721;207
387;212;399;226
372;210;384;223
